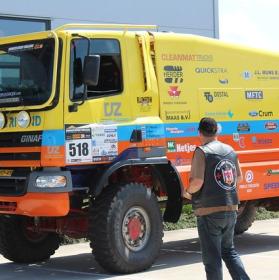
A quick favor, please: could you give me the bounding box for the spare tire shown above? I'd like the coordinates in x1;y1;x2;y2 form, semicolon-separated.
235;201;257;235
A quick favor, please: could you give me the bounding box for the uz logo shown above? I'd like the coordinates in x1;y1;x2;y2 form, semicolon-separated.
104;102;122;116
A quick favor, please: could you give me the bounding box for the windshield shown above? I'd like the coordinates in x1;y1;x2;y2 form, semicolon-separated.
0;38;54;107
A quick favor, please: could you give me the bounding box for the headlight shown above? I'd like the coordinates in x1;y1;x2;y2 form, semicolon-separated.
17;111;30;128
0;112;6;129
36;176;67;188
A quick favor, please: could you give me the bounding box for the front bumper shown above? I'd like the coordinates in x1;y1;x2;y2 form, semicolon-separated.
0;170;72;216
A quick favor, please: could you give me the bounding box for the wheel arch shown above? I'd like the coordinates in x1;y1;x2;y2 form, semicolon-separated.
93;157;183;223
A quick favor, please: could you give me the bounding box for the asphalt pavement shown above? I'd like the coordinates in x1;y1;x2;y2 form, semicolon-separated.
0;218;279;280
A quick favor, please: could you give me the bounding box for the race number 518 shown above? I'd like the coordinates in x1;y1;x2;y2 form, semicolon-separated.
66;139;92;163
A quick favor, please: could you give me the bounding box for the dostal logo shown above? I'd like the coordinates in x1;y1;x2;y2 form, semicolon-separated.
204;92;213;102
214;159;237;190
168;86;181;98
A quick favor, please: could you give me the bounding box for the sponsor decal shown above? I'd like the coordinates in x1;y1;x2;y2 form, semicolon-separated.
168;86;181;98
219;78;229;84
245;170;254;183
165;127;185;135
237;122;250;132
214;160;237;190
233;133;246;148
21;134;42;143
0;169;13;177
104;102;122;117
242;70;252;80
249;110;273;117
165;110;191;121
167;141;176;152
245;90;263;99
205;110;233;118
249;111;258;117
176;143;196;153
254;70;279;80
251;136;272;145
161;53;213;62
204;91;229;102
0;91;22;104
265;121;277;130
264;182;279;190
137;97;152;112
145;125;164;139
66;127;92;164
267;169;279;176
167;142;196;153
164;66;183;83
195;67;227;74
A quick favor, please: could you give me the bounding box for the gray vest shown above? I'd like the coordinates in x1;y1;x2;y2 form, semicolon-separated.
192;140;239;210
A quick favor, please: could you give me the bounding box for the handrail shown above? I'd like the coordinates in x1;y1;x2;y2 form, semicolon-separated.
55;23;157;32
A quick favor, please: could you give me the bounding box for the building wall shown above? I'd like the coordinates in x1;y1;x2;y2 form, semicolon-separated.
0;0;218;37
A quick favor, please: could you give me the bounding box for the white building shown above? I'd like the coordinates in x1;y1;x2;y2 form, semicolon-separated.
0;0;219;37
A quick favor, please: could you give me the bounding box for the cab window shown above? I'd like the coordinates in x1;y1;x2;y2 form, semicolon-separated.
70;38;122;100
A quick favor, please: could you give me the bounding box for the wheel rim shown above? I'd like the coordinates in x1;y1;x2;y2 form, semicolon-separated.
22;219;48;243
122;206;151;252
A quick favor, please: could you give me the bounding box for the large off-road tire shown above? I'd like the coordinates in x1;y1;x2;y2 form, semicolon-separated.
235;201;257;235
89;183;163;273
0;215;60;263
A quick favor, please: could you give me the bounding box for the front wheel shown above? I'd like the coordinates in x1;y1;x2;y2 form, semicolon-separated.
89;183;163;273
0;215;60;263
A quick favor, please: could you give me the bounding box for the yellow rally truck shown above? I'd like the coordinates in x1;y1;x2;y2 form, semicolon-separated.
0;24;279;273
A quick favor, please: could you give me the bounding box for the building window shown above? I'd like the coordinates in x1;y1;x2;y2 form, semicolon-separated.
0;16;50;37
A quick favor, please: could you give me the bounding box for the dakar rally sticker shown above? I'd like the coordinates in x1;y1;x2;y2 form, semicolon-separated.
214;160;237;190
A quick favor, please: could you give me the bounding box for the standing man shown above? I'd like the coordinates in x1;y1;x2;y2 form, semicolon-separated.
184;117;250;280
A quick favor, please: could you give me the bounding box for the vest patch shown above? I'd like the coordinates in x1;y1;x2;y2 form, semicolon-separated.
214;159;237;190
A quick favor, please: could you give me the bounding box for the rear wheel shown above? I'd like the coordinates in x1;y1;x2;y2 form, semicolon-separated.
89;183;163;273
0;215;60;263
235;201;257;235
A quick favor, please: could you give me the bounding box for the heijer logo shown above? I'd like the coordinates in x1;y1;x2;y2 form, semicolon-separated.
164;66;183;83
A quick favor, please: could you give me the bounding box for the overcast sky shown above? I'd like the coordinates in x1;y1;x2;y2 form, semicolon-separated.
219;0;279;51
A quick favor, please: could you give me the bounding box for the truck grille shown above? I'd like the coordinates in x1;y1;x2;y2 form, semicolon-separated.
0;168;29;196
0;131;42;167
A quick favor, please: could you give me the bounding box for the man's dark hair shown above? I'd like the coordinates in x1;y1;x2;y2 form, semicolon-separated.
198;117;218;137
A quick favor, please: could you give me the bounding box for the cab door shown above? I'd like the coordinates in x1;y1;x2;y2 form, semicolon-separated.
64;32;133;164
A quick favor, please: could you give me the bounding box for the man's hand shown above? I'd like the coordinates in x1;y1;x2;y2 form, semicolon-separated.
183;189;192;200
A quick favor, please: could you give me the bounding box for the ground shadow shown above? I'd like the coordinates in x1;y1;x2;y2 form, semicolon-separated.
0;231;279;279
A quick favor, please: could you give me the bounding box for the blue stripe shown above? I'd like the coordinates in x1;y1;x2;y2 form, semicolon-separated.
42;130;65;146
41;120;279;146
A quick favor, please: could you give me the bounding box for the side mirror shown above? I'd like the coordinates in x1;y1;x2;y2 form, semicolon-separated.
82;55;100;86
